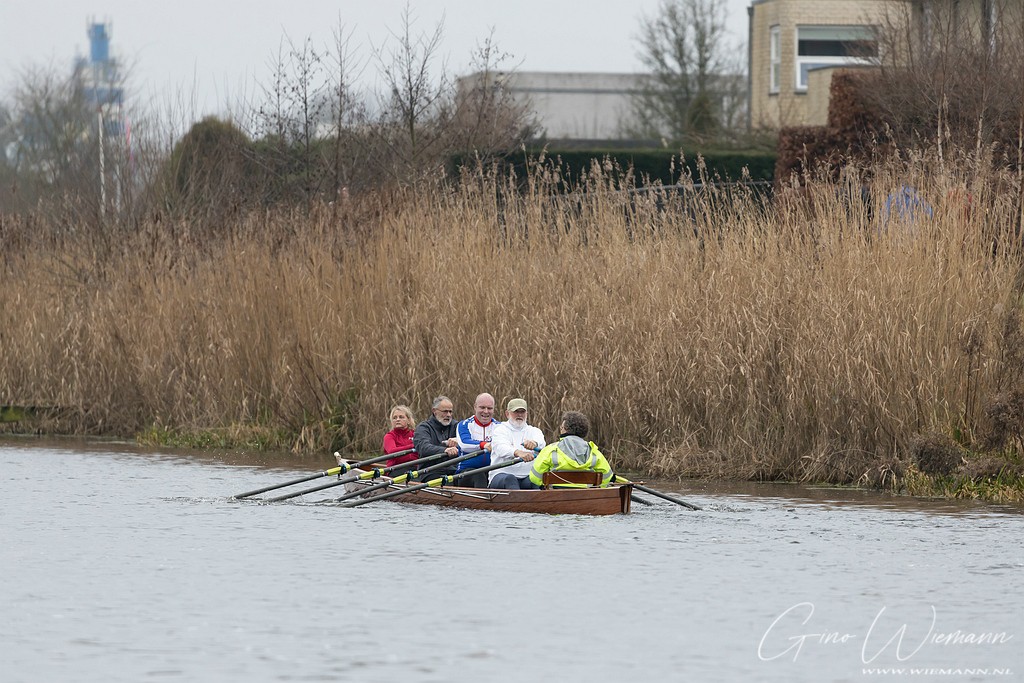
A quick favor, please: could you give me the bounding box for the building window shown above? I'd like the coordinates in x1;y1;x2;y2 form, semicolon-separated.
795;25;878;91
769;25;781;93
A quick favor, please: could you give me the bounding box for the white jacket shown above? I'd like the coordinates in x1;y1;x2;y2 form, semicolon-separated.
489;421;546;481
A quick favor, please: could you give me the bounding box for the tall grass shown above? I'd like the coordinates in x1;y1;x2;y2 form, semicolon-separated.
2;154;1022;484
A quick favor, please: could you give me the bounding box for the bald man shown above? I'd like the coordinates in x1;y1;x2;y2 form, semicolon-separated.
454;392;501;488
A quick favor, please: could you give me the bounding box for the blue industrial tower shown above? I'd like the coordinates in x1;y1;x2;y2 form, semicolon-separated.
74;19;125;213
75;21;124;117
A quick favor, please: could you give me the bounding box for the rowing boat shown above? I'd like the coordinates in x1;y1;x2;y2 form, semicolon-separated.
338;459;633;515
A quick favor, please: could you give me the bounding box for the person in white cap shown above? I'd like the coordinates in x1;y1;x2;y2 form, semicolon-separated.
488;398;546;489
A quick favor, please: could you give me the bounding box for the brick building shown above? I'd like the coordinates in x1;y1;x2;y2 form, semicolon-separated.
747;0;892;129
747;0;1020;129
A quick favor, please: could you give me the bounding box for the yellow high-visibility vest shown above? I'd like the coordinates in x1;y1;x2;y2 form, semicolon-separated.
529;440;612;488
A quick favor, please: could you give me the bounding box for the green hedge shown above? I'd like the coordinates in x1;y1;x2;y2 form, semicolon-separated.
452;147;777;186
534;148;776;185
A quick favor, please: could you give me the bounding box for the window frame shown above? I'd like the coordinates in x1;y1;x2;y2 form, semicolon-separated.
769;25;781;94
793;24;878;92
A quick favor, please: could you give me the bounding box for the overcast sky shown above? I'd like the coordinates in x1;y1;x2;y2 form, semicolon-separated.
0;0;752;119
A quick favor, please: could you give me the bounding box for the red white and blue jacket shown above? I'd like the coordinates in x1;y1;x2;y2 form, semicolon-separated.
455;416;501;472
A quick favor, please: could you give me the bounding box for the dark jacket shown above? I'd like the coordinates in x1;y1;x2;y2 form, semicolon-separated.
413;416;459;476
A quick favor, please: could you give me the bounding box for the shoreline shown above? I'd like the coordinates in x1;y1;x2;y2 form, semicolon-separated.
3;422;1020;505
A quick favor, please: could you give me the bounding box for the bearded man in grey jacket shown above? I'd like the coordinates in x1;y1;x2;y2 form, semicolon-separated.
412;395;460;479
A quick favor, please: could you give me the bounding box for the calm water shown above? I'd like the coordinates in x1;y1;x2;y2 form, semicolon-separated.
2;437;1022;683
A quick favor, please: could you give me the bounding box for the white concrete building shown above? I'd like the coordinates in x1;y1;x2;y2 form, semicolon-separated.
457;69;747;142
457;71;640;141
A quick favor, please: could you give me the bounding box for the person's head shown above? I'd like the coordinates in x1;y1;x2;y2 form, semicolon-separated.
560;411;589;439
388;405;415;431
431;395;455;426
505;398;529;427
473;393;495;425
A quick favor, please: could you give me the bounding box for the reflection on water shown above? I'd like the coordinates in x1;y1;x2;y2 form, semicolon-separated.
2;437;1022;683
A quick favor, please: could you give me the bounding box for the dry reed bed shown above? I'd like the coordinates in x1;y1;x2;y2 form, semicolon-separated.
1;160;1022;483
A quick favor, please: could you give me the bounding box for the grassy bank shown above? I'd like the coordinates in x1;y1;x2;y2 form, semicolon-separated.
2;156;1023;501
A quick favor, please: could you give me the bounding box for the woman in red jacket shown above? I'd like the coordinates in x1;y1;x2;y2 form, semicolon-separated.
383;405;418;469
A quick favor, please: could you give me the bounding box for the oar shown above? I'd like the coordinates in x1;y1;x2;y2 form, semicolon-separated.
267;449;470;502
232;449;413;499
615;476;702;510
340;456;524;508
333;450;485;504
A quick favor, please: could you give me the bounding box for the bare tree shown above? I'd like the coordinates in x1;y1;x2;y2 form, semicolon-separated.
232;6;535;200
5;65;93;194
244;34;335;207
325;22;371;200
0;61;126;220
626;0;744;144
0;102;18;207
870;1;1024;164
447;32;536;162
370;4;454;183
368;8;536;186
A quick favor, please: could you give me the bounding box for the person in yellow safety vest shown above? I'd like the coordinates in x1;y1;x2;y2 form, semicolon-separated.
529;411;613;488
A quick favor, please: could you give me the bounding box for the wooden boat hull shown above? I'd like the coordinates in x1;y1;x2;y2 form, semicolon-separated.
341;462;632;515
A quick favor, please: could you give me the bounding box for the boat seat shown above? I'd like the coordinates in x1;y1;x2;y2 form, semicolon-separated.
542;471;602;488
